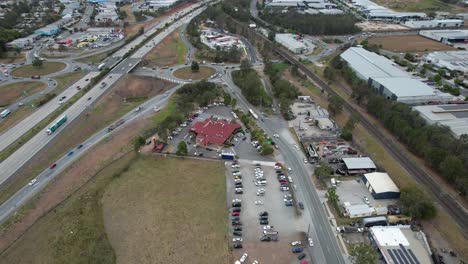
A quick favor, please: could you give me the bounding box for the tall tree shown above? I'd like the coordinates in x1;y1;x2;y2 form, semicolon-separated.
32;57;43;67
191;61;199;72
176;141;188;156
349;243;379;264
399;186;437;220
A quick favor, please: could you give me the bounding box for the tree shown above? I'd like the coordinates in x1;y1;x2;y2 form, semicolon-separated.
328;95;343;116
268;31;276;41
191;61;199;72
399;186;437;220
138;26;144;35
176;141;188;156
349;243;379;264
240;59;252;72
231;98;237;108
315;162;333;179
223;92;231;105
326;187;339;204
32;57;43;67
261;144;273;155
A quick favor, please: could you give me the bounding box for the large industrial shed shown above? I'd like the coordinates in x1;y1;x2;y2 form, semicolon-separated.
363;172;400;199
274;34;308;54
419;29;468;45
342;157;377;174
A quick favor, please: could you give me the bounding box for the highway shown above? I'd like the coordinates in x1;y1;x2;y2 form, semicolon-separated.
0;84;183;225
221;71;347;264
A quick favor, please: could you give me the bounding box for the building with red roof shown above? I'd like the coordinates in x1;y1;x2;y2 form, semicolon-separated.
190;118;241;146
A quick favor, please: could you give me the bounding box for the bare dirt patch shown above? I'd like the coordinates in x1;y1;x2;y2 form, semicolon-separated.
368;35;456;52
0;81;47;106
173;66;216;80
142;28;187;67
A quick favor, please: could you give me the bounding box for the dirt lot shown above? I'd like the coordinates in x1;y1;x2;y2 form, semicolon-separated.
356;22;409;31
173;66;216;80
368;35;456;52
372;0;468;12
0;75;175;205
0;81;47;106
11;62;67;77
142;28;188;67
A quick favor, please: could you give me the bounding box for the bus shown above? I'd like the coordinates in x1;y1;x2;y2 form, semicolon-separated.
362;216;388;228
248;109;258;120
98;63;106;71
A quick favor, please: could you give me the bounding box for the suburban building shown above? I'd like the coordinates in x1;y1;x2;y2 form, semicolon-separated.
413;104;468;138
140;0;178;9
340;47;454;104
424;50;468;73
419;29;468;45
34;24;60;36
344;203;374;218
363;172;400;199
274;33;307;54
404;19;464;29
342;157;377;174
368;226;433;264
190;118;241;146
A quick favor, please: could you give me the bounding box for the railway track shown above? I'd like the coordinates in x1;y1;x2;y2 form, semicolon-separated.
233;18;468;236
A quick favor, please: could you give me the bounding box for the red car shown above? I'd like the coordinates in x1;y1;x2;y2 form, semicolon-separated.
231;212;240;216
31;75;40;79
50;163;57;169
280;181;288;185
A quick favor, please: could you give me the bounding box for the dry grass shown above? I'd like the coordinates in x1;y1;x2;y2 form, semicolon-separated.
173;66;215;80
120;4;136;23
373;0;468;12
0;54;26;64
0;81;47;106
368;35;456;52
11;62;66;77
0;75;174;205
102;156;229;264
0;107;34;134
142;28;188;67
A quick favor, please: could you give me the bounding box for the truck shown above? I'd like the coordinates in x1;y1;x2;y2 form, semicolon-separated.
221;152;235;160
1;109;11;118
47;115;67;135
249;109;258;120
98;63;106;71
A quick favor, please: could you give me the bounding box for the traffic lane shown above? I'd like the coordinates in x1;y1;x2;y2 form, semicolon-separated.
0;73;122;185
0;72;98;152
0;84;182;224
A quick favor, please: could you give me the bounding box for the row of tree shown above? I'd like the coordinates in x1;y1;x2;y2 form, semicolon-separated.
232;60;272;107
328;56;468;198
259;11;360;35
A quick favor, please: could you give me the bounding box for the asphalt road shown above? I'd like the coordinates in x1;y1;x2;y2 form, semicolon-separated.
221;71;347;264
0;84;183;225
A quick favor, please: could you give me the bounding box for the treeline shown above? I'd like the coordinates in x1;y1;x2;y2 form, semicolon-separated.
232;61;272;107
260;11;360;35
328;57;468;197
264;62;300;119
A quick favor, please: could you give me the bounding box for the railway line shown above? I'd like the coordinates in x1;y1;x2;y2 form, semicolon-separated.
234;19;468;236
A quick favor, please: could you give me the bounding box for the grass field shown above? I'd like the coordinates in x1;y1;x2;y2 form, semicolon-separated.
0;81;47;106
368;35;455;52
373;0;468;12
0;107;34;134
143;28;188;67
0;54;25;64
173;66;215;80
11;62;67;77
77;52;109;65
103;156;229;264
0;75;174;205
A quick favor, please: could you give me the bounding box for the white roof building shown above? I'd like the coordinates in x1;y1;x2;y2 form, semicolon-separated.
425;50;468;73
350;0;426;20
419;29;468;44
342;157;377;171
413;104;468;138
404;19;464;29
275;33;307;54
345;204;374;218
369;226;432;264
363;172;400;199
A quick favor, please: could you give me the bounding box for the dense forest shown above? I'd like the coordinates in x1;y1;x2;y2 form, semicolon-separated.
232;60;272;107
260;11;360;35
328;56;468;197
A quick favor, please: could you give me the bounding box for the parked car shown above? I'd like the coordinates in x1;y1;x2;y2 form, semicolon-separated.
259;211;268;216
233;227;242;231
259;219;269;225
31;75;40;79
232;221;242;226
292;247;304;253
363;196;370;205
240;253;248;262
231;212;240;216
232;208;241;212
291;241;302;246
233;243;243;249
260;235;271;241
233;231;242;237
308;237;314;246
335;169;346;176
298;202;304;209
28;179;37;186
298;253;306;260
231;216;240;221
259;215;268;220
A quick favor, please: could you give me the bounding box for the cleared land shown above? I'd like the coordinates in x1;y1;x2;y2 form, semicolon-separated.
373;0;468;12
103;157;229;264
11;62;67;77
368;35;455;52
143;28;188;67
0;54;25;64
0;81;47;106
173;66;215;80
0;75;174;205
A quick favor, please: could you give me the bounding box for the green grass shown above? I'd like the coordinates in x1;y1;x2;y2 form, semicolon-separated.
173;66;216;80
77;52;109;65
0;107;35;134
0;81;47;106
11;62;67;77
271;62;289;73
176;30;188;65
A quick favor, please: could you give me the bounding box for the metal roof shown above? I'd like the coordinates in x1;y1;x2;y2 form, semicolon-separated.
371;77;443;97
413;104;468;138
364;172;400;194
342;157;376;170
340;47;408;79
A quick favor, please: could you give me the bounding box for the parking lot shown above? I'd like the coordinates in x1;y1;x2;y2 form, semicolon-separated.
336;179;398;209
226;161;314;263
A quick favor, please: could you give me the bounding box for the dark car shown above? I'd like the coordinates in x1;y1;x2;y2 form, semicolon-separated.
233;231;242;236
77;144;83;149
85;78;89;81
232;202;241;207
233;243;243;248
346;148;358;155
50;163;57;169
259;219;269;225
235;184;243;188
298;253;306;260
259;215;268;220
232;221;242;226
292;248;304;253
67;151;74;156
233;227;242;231
298;202;304;209
235;190;243;194
335;169;346;176
259;211;268;216
260;235;271;241
232;208;241;212
31;75;40;79
87;97;92;101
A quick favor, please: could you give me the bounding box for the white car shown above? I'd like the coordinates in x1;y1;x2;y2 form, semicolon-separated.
233;199;242;203
303;158;308;164
240;253;248;263
363;196;370;204
273;134;280;138
252;261;259;264
288;167;292;173
291;241;302;246
284;194;292;199
233;237;243;242
288;176;293;183
28;179;37;186
255;200;264;205
263;225;274;230
153;107;161;112
274;165;282;170
308;237;314;246
280;186;289;191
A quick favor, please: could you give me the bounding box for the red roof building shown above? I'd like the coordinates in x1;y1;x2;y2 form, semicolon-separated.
190;118;241;146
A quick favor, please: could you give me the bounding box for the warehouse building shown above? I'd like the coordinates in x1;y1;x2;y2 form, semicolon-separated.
350;0;426;21
413;104;468;138
369;226;433;264
275;33;307;54
404;19;464;29
424;50;468;73
266;0;331;7
342;157;377;174
419;29;468;45
363;172;400;199
340;47;454;104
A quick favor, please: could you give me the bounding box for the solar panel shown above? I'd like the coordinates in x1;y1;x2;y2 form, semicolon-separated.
407;249;421;264
392;249;404;264
399;244;416;264
388;249;400;264
396;248;411;264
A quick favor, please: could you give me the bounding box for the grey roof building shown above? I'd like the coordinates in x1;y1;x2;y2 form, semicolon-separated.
413;104;468;138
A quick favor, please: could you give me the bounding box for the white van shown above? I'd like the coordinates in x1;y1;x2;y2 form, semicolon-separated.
331;178;336;187
1;109;11;118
